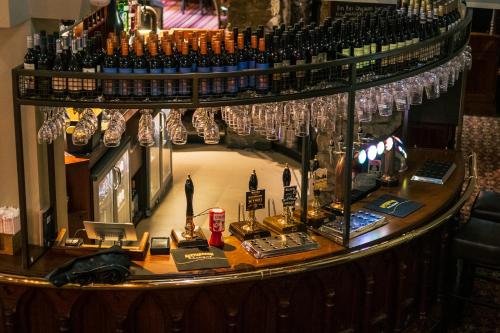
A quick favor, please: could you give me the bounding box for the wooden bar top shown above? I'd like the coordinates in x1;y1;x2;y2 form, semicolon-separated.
0;148;467;286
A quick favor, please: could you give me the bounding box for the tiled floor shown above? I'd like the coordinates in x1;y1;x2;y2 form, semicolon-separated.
162;0;219;29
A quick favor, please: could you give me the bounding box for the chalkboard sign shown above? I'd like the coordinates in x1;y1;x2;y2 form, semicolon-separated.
246;190;266;211
330;0;396;19
282;186;298;207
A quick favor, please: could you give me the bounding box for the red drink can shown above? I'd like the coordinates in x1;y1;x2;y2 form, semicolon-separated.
209;208;225;248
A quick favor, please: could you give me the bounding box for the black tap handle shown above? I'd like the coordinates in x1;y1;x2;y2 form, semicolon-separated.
282;164;291;187
249;170;258;191
185;175;194;216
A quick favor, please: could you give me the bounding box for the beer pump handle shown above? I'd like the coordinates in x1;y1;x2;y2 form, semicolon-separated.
282;164;291;187
249;170;258;191
185;175;194;216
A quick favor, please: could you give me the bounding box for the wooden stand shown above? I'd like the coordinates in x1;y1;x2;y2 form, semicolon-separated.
263;215;306;234
229;221;271;241
53;228;150;261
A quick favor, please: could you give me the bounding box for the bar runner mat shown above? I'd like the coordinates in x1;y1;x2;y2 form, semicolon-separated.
364;194;423;218
171;247;230;271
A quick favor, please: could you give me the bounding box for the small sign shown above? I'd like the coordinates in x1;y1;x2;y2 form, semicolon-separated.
313;168;329;190
368;160;382;176
330;0;396;19
282;186;298;207
246;189;266;211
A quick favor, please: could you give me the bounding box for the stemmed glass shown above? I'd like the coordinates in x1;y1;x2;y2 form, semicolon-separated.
103;109;126;147
37;107;67;144
167;109;188;145
138;109;155;147
72;108;98;146
204;109;220;144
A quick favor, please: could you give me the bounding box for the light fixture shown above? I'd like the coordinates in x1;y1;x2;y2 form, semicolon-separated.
367;145;377;161
398;145;408;159
385;137;394;151
377;141;385;155
358;149;367;164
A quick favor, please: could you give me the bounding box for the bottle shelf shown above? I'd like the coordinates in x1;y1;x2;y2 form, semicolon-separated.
13;11;471;109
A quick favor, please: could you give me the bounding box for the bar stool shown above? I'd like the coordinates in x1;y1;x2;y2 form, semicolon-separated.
449;190;500;314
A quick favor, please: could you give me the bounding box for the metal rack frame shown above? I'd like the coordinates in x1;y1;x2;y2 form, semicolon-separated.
11;10;472;267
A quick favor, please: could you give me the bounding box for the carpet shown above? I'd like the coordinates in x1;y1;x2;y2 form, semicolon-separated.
450;115;500;333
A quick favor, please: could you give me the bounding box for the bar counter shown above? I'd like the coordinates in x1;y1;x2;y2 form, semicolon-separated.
0;148;476;333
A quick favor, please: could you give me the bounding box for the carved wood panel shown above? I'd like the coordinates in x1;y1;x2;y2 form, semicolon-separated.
0;223;452;333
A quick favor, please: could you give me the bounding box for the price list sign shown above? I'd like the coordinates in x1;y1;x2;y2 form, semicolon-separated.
282;186;298;207
329;0;396;19
246;190;266;211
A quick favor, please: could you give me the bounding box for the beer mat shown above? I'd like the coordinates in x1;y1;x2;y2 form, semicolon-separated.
365;194;423;218
171;247;230;271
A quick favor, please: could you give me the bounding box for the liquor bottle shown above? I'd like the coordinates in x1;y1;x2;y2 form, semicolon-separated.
293;32;306;91
237;33;248;91
22;35;37;97
353;23;365;72
362;22;371;70
248;35;258;89
118;38;132;98
94;32;105;74
280;32;292;90
106;0;125;36
47;35;56;68
67;39;83;100
190;37;199;72
211;40;225;96
149;41;162;99
379;22;390;75
225;40;239;97
61;36;71;68
37;36;51;97
271;35;282;94
198;39;211;97
339;23;351;77
103;38;118;99
162;41;177;98
309;28;320;85
178;42;192;97
52;39;67;99
82;37;97;98
133;40;147;98
256;37;270;95
33;33;41;56
438;1;447;33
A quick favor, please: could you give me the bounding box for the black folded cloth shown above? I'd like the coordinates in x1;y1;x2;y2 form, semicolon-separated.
46;246;131;287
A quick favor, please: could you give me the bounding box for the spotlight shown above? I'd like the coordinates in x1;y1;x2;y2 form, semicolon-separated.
377;141;385;155
358;149;367;164
367;145;377;161
385;137;394;151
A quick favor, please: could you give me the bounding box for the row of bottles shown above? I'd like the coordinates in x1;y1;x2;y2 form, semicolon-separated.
21;0;461;100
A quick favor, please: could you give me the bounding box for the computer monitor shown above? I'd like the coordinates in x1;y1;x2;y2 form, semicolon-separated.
83;221;138;243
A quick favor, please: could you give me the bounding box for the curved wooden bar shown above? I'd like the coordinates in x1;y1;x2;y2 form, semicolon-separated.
0;148;476;333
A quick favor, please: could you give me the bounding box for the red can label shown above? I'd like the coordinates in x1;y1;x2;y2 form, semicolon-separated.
209;208;225;232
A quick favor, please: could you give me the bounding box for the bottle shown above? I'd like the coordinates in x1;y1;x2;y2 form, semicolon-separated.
293;33;306;91
118;38;132;98
309;28;320;85
67;39;83;100
211;40;225;96
190;37;199;72
162;41;177;98
52;40;67;99
106;0;124;36
82;37;97;98
22;35;37;97
271;35;282;94
133;40;147;98
339;23;351;77
353;23;365;72
149;41;162;99
37;36;51;97
178;42;192;97
248;35;258;89
61;36;71;68
379;22;390;75
237;33;248;91
281;32;292;90
256;37;270;95
103;38;118;99
225;40;238;96
198;39;211;97
33;33;41;56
